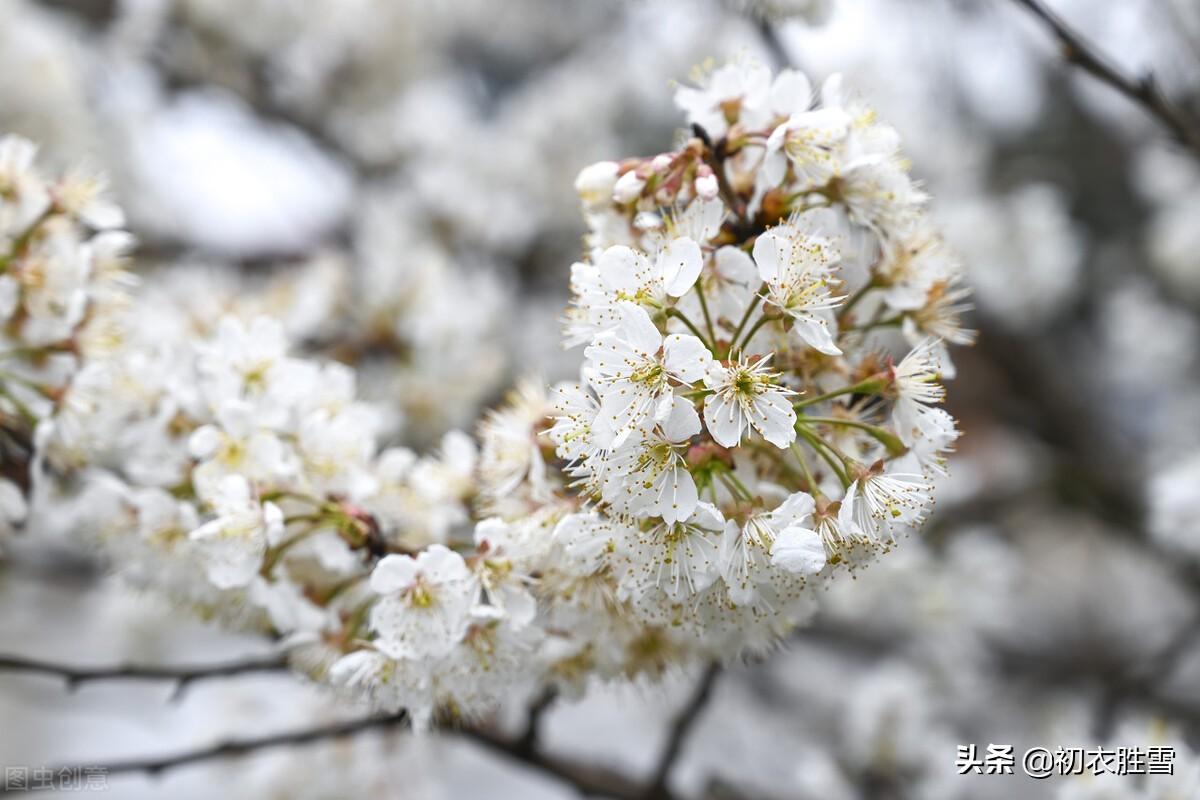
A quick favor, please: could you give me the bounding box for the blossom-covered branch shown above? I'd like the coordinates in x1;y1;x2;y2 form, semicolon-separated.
2;53;972;738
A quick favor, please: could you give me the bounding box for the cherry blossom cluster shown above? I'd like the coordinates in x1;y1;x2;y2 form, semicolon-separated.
538;60;972;649
0;135;133;545
6;60;971;727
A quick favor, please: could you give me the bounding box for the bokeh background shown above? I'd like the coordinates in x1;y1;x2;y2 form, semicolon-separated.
3;0;1200;797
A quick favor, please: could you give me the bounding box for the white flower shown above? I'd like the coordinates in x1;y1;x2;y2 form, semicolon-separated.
770;526;827;575
674;61;772;138
575;161;619;206
703;354;797;449
197;316;298;425
473;519;538;628
752;213;844;355
838;156;926;235
478;378;553;505
0;135;49;236
189;399;291;503
54;169;125;230
564;239;704;346
601;394;701;524
838;470;932;544
368;545;477;660
189;475;285;589
296;405;379;499
553;511;623;576
721;490;816;604
603;238;704;302
889;338;947;446
625;501;724;600
764;107;850;189
548;380;602;467
585;302;711;446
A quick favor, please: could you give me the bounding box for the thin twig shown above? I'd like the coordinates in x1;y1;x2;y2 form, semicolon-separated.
645;663;722;799
0;654;288;699
1009;0;1200;157
0;712;409;793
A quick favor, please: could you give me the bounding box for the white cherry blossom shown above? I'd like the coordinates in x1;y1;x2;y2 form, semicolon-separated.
188;474;285;589
703;354;797;449
368;545;478;660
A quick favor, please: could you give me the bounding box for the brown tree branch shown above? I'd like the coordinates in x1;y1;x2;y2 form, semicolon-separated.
0;708;673;799
645;663;722;799
1009;0;1200;157
0;654;288;700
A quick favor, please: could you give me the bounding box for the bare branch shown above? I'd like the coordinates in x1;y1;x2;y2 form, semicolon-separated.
0;711;408;793
0;654;288;699
1009;0;1200;157
0;708;672;800
460;725;658;800
646;662;722;799
513;686;558;757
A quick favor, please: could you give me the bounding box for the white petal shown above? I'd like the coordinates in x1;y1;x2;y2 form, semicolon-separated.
771;526;826;575
419;544;470;583
661;394;702;443
598;246;651;297
655;464;698;525
745;388;798;448
614;302;663;354
714;246;757;285
660;237;703;297
791;314;843;356
704;392;745;448
770;69;813;114
690;500;725;530
752;230;787;284
770;491;816;528
663;334;711;384
370;554;418;594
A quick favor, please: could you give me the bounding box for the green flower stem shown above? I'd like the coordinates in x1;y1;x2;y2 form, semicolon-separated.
795;427;850;488
712;461;754;501
788;443;821;495
695;280;718;345
727;287;766;355
665;308;713;353
261;522;320;574
737;313;782;353
844;314;904;333
793;376;887;409
797;416;907;458
836;280;876;323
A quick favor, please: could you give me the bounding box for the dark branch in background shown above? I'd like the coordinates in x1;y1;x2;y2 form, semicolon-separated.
646;663;722;799
514;687;558;757
0;708;668;800
1009;0;1200;158
0;712;408;793
460;726;657;800
0;654;288;700
755;18;792;73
